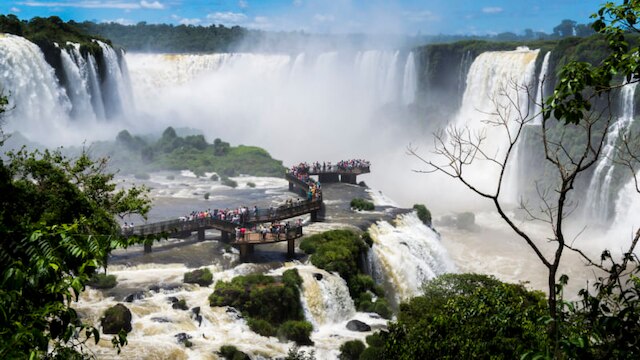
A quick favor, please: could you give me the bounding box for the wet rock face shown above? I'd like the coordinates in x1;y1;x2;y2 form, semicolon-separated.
313;273;323;281
101;303;133;334
346;319;371;332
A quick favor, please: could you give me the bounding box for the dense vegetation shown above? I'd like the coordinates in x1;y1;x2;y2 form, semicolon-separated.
208;269;313;345
381;274;548;359
299;230;391;318
91;127;285;177
0;127;150;357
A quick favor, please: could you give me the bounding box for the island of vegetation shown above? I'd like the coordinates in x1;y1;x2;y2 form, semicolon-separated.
91;127;285;178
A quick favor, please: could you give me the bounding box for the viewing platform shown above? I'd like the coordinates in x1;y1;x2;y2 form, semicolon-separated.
123;159;369;261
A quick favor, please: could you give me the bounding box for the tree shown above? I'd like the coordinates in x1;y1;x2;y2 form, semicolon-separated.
553;19;577;37
410;1;640;356
382;274;548;359
0;101;151;358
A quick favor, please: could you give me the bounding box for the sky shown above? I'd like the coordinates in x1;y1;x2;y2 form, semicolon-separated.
0;0;607;35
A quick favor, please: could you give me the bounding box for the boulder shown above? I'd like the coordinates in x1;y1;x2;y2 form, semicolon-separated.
124;290;145;302
175;332;192;344
101;303;132;335
346;320;371;332
172;299;189;310
313;273;323;281
183;268;213;286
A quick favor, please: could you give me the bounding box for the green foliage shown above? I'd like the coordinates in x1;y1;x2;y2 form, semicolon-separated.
246;318;276;337
339;340;365;360
0;147;150;358
183;267;213;286
277;320;314;345
300;230;390;318
91;127;285;178
209;269;308;343
412;204;432;226
219;345;250;360
382;273;548;359
87;273;118;289
221;177;238;188
350;198;375;211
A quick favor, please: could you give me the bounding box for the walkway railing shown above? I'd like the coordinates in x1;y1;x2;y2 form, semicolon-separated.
123;198;322;238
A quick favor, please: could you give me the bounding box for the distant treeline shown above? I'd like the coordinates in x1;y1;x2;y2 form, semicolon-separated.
75;18;598;53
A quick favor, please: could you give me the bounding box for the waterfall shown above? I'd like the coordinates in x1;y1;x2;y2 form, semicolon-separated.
86;53;107;120
585;82;639;222
532;51;551;125
297;266;356;326
97;40;132;118
367;212;456;302
59;46;96;121
0;34;72;139
354;50;401;105
401;52;417;105
452;48;539;199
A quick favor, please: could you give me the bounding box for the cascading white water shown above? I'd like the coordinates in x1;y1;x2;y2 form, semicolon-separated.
97;40;132;118
60;45;96;121
452;48;539;200
86;53;107;120
0;34;133;144
296;265;356;326
532;51;551;125
0;33;72;140
126;50;418;166
367;212;456;301
401;52;417;105
585;82;639;222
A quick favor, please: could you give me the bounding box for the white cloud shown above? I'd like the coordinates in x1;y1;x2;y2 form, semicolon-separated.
172;14;201;25
10;7;21;12
140;1;164;9
206;12;247;24
482;7;503;14
101;18;134;25
313;14;334;23
238;0;248;9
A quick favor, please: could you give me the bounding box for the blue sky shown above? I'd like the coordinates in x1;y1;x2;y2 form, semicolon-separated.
0;0;606;35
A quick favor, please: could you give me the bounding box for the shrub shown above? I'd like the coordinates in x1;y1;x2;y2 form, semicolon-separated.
134;172;150;180
350;198;375;211
246;181;256;188
339;340;365;360
277;320;314;345
209;270;305;326
247;318;276;337
87;273;117;289
221;177;238;188
219;345;250;360
183;268;213;286
412;204;432;226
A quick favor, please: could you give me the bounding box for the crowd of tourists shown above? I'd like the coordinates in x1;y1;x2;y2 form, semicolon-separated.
292;159;370;174
288;162;323;201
